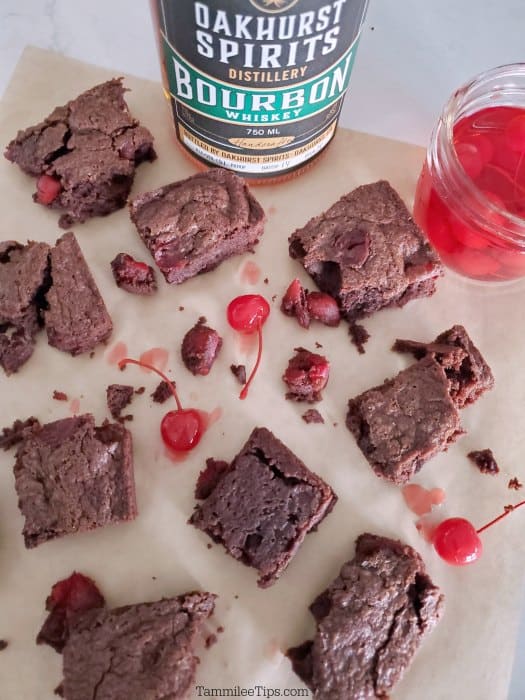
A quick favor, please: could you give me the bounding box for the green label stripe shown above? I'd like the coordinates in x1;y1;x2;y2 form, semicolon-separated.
163;39;358;125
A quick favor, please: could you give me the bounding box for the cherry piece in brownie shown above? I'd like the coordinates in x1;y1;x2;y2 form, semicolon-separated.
287;533;444;699
4;79;155;228
45;232;113;355
110;253;157;295
393;324;494;408
61;592;215;700
181;318;222;376
346;357;463;484
129;168;265;284
189;427;337;587
288;181;443;322
283;347;330;402
0;240;50;374
13;414;136;548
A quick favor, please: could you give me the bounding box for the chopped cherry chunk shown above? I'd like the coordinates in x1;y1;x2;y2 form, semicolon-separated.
36;174;61;204
306;292;340;326
283;347;330;402
281;278;309;328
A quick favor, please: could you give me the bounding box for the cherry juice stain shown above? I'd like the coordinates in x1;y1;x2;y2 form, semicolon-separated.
416;516;439;543
139;347;169;373
69;398;80;415
236;332;259;355
402;484;446;516
240;260;261;285
106;341;128;366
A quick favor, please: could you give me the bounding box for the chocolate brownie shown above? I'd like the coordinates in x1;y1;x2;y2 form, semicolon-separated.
151;380;172;404
287;533;444;699
110;253;157;295
181;318;222;376
0;640;7;651
190;427;337;587
13;414;136;548
394;325;494;408
0;240;50;373
45;232;113;355
230;364;246;385
302;409;324;424
4;79;155;228
106;384;134;419
467;448;499;475
129;168;265;284
62;592;216;700
0;416;40;451
288;181;443;322
346;357;464;484
283;347;330;402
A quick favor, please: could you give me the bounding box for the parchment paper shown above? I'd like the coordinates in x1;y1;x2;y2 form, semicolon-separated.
1;48;525;700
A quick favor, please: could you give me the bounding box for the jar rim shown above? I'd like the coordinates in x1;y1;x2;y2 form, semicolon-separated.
432;62;525;248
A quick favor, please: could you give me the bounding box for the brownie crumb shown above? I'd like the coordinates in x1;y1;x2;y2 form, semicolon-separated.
0;640;8;651
181;319;223;376
151;380;172;404
509;477;523;490
54;683;64;697
283;347;330;402
135;386;145;395
207;543;213;549
110;253;157;295
205;633;218;648
0;416;40;451
230;364;247;385
349;323;370;354
106;384;134;419
302;409;325;424
271;294;277;302
89;351;95;359
179;306;185;311
467;449;499;475
53;390;68;401
217;626;224;634
117;414;133;424
315;342;323;349
264;277;269;284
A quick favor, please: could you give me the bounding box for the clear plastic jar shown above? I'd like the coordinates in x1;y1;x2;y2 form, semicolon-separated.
414;64;525;281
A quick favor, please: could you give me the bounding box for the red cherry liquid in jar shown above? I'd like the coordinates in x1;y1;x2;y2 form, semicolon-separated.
414;65;525;282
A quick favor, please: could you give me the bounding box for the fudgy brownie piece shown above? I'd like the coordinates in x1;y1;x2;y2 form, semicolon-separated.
4;79;155;228
394;325;493;408
288;181;443;322
62;592;216;700
13;414;136;548
129;168;265;284
106;384;134;419
45;232;113;354
283;347;330;402
346;357;463;484
190;427;337;587
110;253;157;295
467;448;499;475
181;318;222;376
0;240;50;373
287;533;444;699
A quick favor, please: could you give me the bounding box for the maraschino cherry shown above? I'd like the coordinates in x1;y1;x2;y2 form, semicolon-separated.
433;500;525;565
119;357;203;451
36;174;61;204
227;294;270;400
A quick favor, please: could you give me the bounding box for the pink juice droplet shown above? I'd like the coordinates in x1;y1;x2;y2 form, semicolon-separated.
140;347;169;373
402;484;446;516
240;260;261;285
106;341;128;366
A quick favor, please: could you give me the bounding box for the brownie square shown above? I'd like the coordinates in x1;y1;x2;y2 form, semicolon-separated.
0;240;50;374
129;168;265;284
45;232;113;355
394;324;494;408
13;414;136;548
287;533;444;699
190;427;337;587
346;357;463;484
288;181;443;322
4;79;155;228
62;592;216;700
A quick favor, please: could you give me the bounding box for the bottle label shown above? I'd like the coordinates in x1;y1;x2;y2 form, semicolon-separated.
155;0;368;177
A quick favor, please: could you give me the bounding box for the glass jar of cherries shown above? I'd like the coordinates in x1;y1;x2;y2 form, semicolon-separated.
414;64;525;282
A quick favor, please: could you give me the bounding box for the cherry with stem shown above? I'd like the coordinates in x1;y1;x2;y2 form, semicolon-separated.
118;357;203;452
227;294;270;400
432;499;525;566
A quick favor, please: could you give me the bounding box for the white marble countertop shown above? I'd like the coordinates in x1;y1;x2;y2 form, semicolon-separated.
1;1;524;697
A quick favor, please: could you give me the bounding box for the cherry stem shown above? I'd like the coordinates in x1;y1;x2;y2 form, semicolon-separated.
239;321;263;400
118;357;183;411
476;499;525;534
